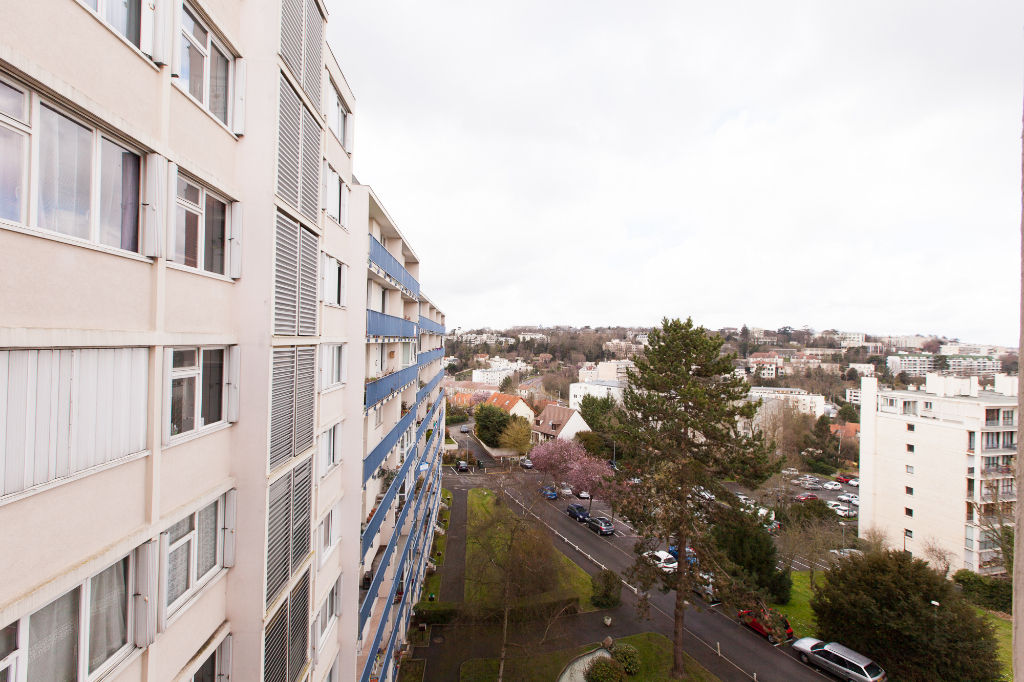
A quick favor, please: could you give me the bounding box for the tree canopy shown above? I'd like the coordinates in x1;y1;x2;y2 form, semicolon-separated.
474;403;510;447
498;415;532;455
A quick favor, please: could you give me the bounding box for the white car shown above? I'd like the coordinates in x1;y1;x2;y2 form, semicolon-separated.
781;467;799;477
837;493;855;503
836;507;857;518
558;483;573;496
576;490;591;500
736;493;752;506
825;500;843;510
822;481;842;491
643;550;678;573
850;497;860;506
847;479;860;487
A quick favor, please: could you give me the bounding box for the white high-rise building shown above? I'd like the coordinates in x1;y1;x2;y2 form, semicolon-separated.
859;375;1017;575
0;3;445;682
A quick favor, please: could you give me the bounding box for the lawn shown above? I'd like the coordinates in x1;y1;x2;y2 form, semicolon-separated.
975;606;1012;680
396;658;425;682
465;489;594;612
459;632;720;682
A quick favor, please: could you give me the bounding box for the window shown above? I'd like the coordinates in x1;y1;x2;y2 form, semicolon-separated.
904;529;913;539
906;444;915;453
314;580;340;649
320;343;347;389
906;465;914;474
192;635;232;682
318;422;342;475
318;505;340;564
905;507;914;517
983;432;1001;451
327;82;350;149
374;406;383;427
323;165;349;227
924;401;933;410
883;397;896;408
173;174;229;274
168;347;227;438
1;347;148;497
322;255;348;306
968;431;976;452
163;496;227;618
274;212;319;335
905;486;914;495
2;555;139;680
82;0;142;47
179;3;232;124
906;423;915;431
263;570;308;682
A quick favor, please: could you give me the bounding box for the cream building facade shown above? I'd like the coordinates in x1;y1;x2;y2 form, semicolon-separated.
0;2;444;682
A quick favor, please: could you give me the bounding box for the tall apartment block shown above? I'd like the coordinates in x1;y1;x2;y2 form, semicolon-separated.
0;2;446;682
859;374;1017;575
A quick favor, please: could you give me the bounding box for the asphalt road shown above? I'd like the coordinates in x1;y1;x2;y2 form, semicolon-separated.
445;470;833;682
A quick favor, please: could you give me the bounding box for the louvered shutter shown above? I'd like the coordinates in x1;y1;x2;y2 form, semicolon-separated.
232;58;247;136
274;213;299;335
276;76;301;209
302;0;323;110
288;570;310;682
264;603;288;682
223;489;238;567
157;531;170;631
290;459;312;570
270;347;296;468
169;0;183;76
294;346;316;452
221;634;233;681
279;0;302;78
299;107;320;222
266;474;291;604
297;228;318;335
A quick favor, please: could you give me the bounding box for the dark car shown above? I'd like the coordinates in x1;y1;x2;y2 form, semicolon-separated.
460;425;470;433
587;516;614;535
566;503;589;521
793;493;818;502
457;460;469;472
737;609;794;644
540;486;558;500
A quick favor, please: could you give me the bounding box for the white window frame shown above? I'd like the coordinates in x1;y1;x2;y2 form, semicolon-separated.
78;0;144;48
170;170;240;278
327;81;348;147
161;494;228;621
315;579;340;646
177;2;234;125
320;343;347;390
318;422;342;477
321;255;347;307
2;553;141;681
167;346;228;440
191;633;232;682
317;505;340;566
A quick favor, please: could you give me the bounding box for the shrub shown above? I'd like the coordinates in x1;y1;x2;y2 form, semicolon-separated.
584;656;626;682
590;569;622;608
412;602;459;624
610;643;640;675
952;569;1012;613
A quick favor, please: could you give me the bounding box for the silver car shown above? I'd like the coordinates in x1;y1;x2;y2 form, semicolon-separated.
792;638;886;681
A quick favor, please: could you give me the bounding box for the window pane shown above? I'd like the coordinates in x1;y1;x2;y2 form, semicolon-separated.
176;206;200;267
204;196;226;274
0;126;25;222
177;177;201;205
209;46;229;123
171;376;196;435
197;501;218;576
0;80;26;121
173;348;198;368
182;37;205;102
103;0;141;46
166;542;191;605
182;7;208;45
88;558;128;672
37;106;93;239
28;587;80;682
99;138;140;251
0;623;16;660
193;650;217;682
168;515;193;543
201;349;224;425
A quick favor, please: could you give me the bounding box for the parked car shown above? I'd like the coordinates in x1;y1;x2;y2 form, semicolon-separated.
849;497;860;507
457;460;469;472
791;638;887;681
737;609;794;643
829;548;864;560
558;482;573;496
825;500;843;510
540;486;558;500
692;571;721;604
735;493;753;506
793;493;818;502
837;492;856;503
576;489;591;500
822;481;842;491
836;473;855;483
801;481;823;490
566;503;589;522
587;516;614;535
847;478;860;487
781;467;799;476
520;458;533;469
835;506;857;518
460;425;471;433
667;545;697;564
643;550;678;573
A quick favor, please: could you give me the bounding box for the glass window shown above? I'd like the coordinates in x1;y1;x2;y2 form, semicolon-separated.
0;126;25;222
165;496;225;614
87;558;128;673
98;138;140;251
0;80;25;121
327;83;348;147
175;174;230;275
102;0;141;46
37;105;93;239
169;346;226;438
203;196;226;273
28;588;80;681
201;348;224;425
179;4;232;125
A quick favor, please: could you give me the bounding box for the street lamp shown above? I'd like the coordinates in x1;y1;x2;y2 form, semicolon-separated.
839;521;846;548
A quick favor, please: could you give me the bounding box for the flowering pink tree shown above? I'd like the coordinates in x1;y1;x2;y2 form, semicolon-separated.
530;439;612;509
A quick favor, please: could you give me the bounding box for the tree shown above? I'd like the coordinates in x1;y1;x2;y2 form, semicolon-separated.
475;404;510;447
932;354;949;371
498;415;532;455
812;550;1001;682
712;507;791;603
498;373;520;393
576;431;611;458
837;403;859;424
531;438;610;508
614;318;778;679
973;481;1015;573
845;367;859;382
578;394;617;435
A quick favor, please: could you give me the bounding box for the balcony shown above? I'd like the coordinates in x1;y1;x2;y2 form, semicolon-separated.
363;408;417;484
365;364;419;408
418;347;444;366
980;465;1015;477
416;368;445;406
367;310;418;340
419;316;445;335
369;235;419;298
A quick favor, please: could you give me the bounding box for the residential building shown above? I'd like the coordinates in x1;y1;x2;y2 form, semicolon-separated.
859;375;1017;575
839;332;866;348
848;362;876;377
578;362;598;382
0;5;444;682
517;332;548;343
471;366;517;385
531;405;591;444
947;355;1002;378
483;393;535;421
569;380;625;410
748;387;826;418
845;388;862;405
887;354;936;377
595;360;635;383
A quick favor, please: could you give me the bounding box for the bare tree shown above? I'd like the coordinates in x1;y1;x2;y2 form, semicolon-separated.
921;537;955;578
973;478;1015;574
860;525;890;554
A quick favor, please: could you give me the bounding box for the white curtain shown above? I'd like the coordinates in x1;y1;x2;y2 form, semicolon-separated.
28;588;79;681
197;502;218;577
37;106;92;239
88;559;128;673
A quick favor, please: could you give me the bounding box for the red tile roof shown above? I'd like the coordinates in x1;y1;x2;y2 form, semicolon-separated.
484;393;528;414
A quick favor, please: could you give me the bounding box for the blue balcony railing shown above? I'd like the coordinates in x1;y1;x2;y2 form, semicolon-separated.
419;316;445;335
365;364;419;408
363;408;417;485
367;310;418;339
417;397;442;443
369;235;419;297
361;442;417;557
416;368;444;406
418;347;444;366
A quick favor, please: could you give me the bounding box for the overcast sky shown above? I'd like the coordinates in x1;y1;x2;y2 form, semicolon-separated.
328;2;1024;346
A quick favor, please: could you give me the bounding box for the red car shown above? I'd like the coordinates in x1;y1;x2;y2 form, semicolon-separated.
738;609;794;643
793;493;818;502
836;474;855;483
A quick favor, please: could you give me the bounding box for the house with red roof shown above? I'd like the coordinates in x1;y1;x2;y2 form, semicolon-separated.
531;404;591;444
483;393;535;421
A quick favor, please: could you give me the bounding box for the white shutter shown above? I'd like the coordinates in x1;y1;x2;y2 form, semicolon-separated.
157;531;170;632
139;0;155;57
228;202;242;278
223;488;237;567
161;348;173;445
297;228;318;335
302;0;323;110
319;253;327;302
132;540;158;646
142;153;166;258
266;476;292;604
341;343;348;383
339;263;348;306
318;344;327;391
225;345;240;422
332;576;342;613
165;162;179;261
320;160;329;214
294;348;316;453
264;603;288;680
299;107;321;222
309;620;319;666
269;347;296;469
339;182;349;228
169;0;183;77
221;634;233;681
280;0;302;78
274;213;299;335
343;113;353;153
276;76;302;209
149;0;171;64
232;58;247;136
291;460;313;568
330;506;340;546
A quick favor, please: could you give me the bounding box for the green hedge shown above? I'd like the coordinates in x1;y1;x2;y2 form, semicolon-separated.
585;657;626;682
413;601;459;624
952;570;1012;613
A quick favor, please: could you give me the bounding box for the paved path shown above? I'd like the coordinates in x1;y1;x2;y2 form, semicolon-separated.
557;648;609;682
439;487;467;602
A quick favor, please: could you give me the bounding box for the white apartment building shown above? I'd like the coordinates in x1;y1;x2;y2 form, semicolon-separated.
569;380;624;410
887;353;935;377
0;4;444;682
845;388;862;405
471;367;517;385
859;375;1017;575
848;363;875;377
947;355;1002;378
596;360;635;383
748;387;826;418
839;332;866;348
